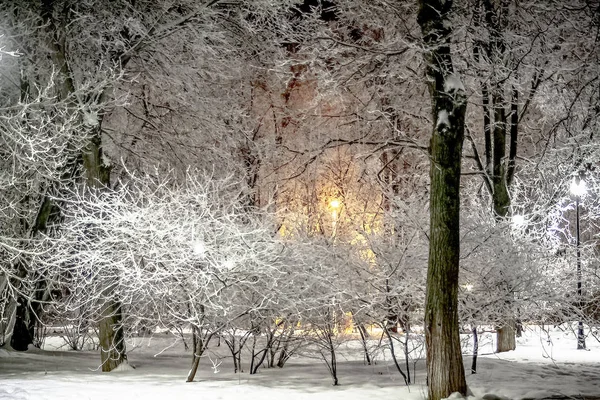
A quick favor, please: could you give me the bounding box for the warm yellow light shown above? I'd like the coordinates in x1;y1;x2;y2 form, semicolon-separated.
330;199;340;209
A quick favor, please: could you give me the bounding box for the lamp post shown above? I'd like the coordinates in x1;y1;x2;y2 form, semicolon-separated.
570;177;586;350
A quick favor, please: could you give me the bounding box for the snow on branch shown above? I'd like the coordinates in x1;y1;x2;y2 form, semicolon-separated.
443;73;465;94
35;170;284;333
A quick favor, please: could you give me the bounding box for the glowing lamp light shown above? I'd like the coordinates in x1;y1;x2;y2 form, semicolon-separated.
570;178;587;197
464;283;474;292
329;199;341;238
192;241;206;257
512;214;526;228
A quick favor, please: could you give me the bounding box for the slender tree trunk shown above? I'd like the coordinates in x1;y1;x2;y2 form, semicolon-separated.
251;348;269;374
403;328;411;385
250;335;257;373
187;327;213;382
471;326;478;374
418;0;468;398
277;347;289;368
187;331;203;382
40;0;127;368
250;329;271;374
329;339;338;386
276;325;294;368
357;323;372;365
383;325;409;385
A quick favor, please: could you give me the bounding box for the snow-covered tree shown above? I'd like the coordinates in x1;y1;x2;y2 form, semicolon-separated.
0;39;100;349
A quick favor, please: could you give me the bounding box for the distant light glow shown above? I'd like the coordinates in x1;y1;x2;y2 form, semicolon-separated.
464;284;474;291
330;199;340;209
512;214;526;227
570;178;587;197
192;241;206;257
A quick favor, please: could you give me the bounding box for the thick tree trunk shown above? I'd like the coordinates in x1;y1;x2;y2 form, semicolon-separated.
10;300;32;351
418;0;468;398
10;194;54;350
10;279;48;351
480;0;519;355
7;260;31;350
98;296;126;372
496;322;516;352
0;287;17;347
494;87;519;353
424;115;468;399
83;136;126;371
40;0;126;367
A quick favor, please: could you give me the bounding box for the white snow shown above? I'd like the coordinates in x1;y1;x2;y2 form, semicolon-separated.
444;74;465;93
83;110;99;127
101;151;112;168
192;240;206;257
437;110;450;129
0;325;598;400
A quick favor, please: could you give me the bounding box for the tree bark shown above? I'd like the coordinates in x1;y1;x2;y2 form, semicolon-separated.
496;322;516;353
187;327;210;382
383;325;409;385
356;322;372;365
471;326;478;374
418;0;468;398
83;135;126;371
41;2;127;369
10;300;32;351
98;292;126;372
481;0;518;354
10;195;56;351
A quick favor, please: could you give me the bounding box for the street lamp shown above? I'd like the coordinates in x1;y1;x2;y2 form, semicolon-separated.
570;177;586;350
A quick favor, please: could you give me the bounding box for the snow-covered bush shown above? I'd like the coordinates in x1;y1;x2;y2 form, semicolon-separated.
34;169;285;379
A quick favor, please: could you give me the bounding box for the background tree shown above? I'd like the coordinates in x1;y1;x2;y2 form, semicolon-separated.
458;0;600;352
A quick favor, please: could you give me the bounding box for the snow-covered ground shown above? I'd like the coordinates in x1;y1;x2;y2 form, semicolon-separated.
0;325;598;400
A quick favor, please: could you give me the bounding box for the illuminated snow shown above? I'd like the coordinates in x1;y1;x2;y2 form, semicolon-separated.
0;325;598;400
